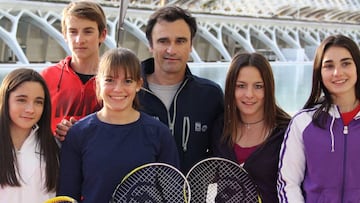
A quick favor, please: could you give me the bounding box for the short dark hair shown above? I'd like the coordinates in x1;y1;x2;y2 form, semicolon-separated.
145;6;197;47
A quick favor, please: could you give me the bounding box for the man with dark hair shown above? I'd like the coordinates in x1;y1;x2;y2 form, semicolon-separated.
139;6;224;173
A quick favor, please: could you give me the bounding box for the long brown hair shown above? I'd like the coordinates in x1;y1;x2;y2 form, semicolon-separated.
0;68;59;192
223;52;290;145
304;34;360;128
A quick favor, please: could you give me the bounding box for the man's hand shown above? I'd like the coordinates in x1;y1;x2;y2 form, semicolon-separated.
54;117;78;141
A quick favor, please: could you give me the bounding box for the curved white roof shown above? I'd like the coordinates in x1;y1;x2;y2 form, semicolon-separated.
126;0;360;23
0;0;359;63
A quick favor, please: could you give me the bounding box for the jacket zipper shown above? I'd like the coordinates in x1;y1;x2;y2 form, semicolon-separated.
340;125;348;202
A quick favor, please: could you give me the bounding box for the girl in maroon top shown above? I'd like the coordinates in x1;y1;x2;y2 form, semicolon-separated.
213;52;290;203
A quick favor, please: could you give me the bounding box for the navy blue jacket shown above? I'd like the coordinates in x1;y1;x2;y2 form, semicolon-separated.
57;112;179;203
138;58;224;173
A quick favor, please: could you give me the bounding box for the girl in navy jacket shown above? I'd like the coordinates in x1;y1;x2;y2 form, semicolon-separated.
57;48;179;203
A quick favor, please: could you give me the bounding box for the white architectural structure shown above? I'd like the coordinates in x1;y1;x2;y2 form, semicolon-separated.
0;0;359;64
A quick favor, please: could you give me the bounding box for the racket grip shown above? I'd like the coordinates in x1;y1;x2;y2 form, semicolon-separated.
206;183;218;203
44;196;77;203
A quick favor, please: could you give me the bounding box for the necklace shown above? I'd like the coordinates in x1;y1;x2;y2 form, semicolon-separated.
242;119;264;129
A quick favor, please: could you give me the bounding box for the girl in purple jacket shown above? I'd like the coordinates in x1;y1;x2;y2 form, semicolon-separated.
278;34;360;202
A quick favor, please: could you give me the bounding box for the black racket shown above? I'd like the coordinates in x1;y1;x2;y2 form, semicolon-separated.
186;157;261;203
110;163;190;203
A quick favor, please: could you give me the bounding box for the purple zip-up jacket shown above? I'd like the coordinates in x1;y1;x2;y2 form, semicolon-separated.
278;104;360;203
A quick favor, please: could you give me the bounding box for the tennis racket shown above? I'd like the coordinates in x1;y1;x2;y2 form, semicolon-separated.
186;157;261;203
44;196;77;203
110;162;190;203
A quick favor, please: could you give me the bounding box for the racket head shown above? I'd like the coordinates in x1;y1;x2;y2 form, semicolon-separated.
186;157;260;203
110;162;190;203
44;196;77;203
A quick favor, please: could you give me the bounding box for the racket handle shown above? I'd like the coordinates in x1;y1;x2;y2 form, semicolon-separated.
44;196;77;203
206;183;218;203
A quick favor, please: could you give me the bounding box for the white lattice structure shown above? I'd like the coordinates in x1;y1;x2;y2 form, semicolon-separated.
126;0;360;22
0;0;359;63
